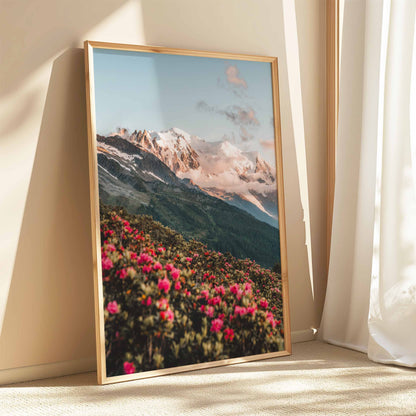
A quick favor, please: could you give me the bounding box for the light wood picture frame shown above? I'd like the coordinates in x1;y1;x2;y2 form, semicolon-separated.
84;41;291;384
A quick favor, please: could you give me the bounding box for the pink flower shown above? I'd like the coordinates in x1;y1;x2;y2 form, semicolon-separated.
185;257;192;262
158;277;171;293
244;283;252;293
117;269;128;279
142;296;152;306
210;318;224;333
124;361;135;375
205;306;214;317
157;247;166;253
247;306;257;316
260;299;269;309
130;252;137;260
266;311;277;328
124;225;133;233
153;262;163;271
174;281;181;290
224;328;234;341
170;268;180;280
234;305;248;316
208;296;221;306
157;298;169;310
105;244;116;252
214;285;225;295
106;301;119;314
165;263;174;271
142;264;153;273
230;283;239;295
102;257;113;270
160;309;174;321
200;290;210;300
138;253;153;264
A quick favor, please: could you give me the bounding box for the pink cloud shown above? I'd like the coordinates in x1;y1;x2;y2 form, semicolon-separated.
260;139;275;150
226;65;247;88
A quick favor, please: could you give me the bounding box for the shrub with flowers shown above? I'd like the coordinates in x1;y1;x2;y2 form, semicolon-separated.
100;205;284;376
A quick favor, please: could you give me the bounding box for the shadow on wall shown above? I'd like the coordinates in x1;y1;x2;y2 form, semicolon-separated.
0;49;96;369
0;0;129;137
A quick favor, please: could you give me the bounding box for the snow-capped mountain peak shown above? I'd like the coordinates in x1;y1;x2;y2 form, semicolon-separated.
105;126;278;227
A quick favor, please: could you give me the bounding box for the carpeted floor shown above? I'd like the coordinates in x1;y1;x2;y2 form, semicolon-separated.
1;341;415;416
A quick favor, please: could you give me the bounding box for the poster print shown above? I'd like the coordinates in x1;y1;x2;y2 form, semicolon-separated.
84;41;290;384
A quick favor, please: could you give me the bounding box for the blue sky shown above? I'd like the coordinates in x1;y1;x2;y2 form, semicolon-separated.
93;48;276;163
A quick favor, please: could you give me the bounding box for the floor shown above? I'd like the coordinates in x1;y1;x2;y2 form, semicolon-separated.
1;341;415;416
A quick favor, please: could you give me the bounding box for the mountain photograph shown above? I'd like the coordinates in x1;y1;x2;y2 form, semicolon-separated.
92;47;286;378
97;127;280;268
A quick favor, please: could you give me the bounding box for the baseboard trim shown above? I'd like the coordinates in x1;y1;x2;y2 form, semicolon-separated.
0;328;317;385
0;357;96;385
291;328;318;344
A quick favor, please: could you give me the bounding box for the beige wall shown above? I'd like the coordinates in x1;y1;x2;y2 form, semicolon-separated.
0;0;326;379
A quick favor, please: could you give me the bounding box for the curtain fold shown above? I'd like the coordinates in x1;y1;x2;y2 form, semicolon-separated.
320;0;416;367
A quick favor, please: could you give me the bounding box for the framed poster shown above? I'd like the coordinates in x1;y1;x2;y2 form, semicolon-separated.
84;41;290;384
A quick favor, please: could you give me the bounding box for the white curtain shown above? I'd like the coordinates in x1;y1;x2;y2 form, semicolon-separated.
320;0;416;367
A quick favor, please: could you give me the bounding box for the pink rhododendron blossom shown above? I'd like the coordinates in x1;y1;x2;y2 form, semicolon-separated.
142;296;152;306
174;281;181;290
157;247;166;253
185;257;192;262
160;309;174;321
138;253;153;264
157;298;169;310
210;318;223;333
124;225;133;233
170;268;180;280
117;268;128;279
153;262;163;271
200;290;209;300
208;296;221;306
124;361;135;374
158;277;171;293
142;265;153;273
205;306;214;317
234;305;248;316
214;285;225;295
105;244;116;252
244;283;252;293
165;263;174;271
230;283;239;295
130;252;137;260
224;328;234;341
260;299;269;309
102;257;113;270
106;301;119;314
247;306;257;316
